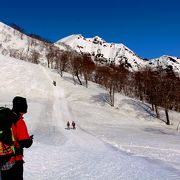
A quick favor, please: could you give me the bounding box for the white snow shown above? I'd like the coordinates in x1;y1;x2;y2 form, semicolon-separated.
1;21;180;74
56;34;145;71
56;35;180;74
0;54;180;179
0;22;68;66
148;55;180;74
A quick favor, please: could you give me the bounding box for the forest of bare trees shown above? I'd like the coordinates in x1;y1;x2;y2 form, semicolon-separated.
6;23;180;126
49;51;180;125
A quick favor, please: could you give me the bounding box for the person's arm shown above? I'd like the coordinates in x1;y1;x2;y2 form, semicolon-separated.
18;138;33;148
16;119;33;148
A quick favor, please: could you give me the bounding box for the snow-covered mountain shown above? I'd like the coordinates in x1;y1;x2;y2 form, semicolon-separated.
148;55;180;74
0;22;45;64
56;34;180;73
56;34;145;71
0;22;70;66
0;21;180;74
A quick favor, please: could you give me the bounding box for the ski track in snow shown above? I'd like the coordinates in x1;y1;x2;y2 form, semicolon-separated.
0;57;180;180
23;66;180;180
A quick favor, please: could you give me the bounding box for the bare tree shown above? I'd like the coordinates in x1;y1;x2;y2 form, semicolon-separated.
94;66;117;106
56;51;69;77
69;53;83;85
81;53;95;87
143;69;161;118
46;45;59;68
31;50;40;64
158;72;178;125
133;71;145;101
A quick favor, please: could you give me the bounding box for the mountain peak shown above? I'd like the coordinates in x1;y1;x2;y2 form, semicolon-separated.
72;34;85;39
91;36;106;43
56;34;85;44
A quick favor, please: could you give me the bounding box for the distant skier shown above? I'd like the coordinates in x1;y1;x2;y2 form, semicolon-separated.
67;121;70;129
53;80;56;86
72;121;76;129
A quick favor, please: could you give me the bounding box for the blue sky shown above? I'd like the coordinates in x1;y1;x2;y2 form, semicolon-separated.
0;0;180;58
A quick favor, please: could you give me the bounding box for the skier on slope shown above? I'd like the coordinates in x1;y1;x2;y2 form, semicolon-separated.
67;121;70;129
72;121;76;129
53;81;56;86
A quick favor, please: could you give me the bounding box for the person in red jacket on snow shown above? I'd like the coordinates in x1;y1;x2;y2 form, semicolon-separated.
1;96;33;180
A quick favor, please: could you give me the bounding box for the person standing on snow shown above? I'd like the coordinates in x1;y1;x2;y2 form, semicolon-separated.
72;121;76;129
67;121;70;129
1;96;33;180
53;81;56;86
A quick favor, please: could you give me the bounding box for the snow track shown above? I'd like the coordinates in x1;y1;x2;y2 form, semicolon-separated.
0;56;180;180
24;66;180;180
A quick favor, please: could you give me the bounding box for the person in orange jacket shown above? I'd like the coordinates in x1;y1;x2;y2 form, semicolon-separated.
1;96;33;180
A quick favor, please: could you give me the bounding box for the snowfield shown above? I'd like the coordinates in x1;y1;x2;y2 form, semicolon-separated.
0;54;180;180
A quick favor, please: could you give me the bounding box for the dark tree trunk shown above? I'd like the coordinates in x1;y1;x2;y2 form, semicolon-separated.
155;105;159;119
85;78;88;88
165;108;170;125
151;103;154;111
76;73;82;85
60;70;63;77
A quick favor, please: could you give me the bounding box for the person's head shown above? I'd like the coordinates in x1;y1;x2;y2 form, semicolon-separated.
12;96;28;114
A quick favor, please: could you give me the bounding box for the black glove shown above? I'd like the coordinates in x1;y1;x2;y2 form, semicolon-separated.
30;135;34;139
19;138;33;148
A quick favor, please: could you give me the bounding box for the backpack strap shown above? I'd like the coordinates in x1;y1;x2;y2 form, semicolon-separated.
10;128;15;154
11;112;19;126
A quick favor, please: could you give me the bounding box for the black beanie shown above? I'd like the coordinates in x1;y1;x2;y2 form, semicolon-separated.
12;96;28;113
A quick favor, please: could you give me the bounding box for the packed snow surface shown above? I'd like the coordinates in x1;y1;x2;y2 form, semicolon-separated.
0;54;180;180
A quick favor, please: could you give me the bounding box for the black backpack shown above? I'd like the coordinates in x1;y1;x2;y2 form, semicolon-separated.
0;107;17;165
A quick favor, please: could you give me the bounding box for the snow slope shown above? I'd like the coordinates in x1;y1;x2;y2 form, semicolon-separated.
0;54;180;179
56;34;180;73
0;22;69;66
56;34;145;71
148;55;180;74
0;22;47;65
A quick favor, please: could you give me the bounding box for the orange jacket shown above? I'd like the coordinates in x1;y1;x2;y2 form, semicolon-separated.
10;116;32;162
